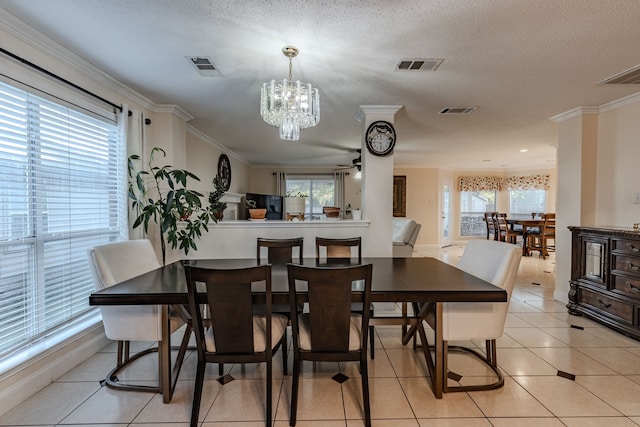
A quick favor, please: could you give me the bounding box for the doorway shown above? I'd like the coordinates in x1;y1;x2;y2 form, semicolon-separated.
441;178;452;247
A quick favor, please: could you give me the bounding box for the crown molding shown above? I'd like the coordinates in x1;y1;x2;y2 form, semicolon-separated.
153;104;194;122
355;105;404;122
0;9;155;110
186;125;249;165
549;106;599;123
550;90;640;122
599;91;640;113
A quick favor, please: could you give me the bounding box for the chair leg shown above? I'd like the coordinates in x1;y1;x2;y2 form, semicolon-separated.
282;327;288;375
191;360;206;427
266;359;272;427
290;357;300;426
361;358;371;427
369;325;375;359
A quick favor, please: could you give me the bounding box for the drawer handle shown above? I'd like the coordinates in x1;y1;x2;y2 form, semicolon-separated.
627;244;640;253
626;282;640;293
597;299;611;309
625;261;640;271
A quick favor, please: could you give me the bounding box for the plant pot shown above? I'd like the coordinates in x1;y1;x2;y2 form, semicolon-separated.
285;197;306;214
323;206;340;219
249;208;267;219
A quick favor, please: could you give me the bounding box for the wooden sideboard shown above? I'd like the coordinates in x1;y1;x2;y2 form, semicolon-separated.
568;226;640;340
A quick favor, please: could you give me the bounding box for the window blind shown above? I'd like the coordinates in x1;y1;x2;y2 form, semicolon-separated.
0;81;124;358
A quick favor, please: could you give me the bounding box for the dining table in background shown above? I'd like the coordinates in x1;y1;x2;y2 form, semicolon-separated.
89;257;507;403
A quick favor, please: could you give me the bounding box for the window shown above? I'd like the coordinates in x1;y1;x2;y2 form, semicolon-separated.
286;175;335;219
509;189;546;219
0;81;124;359
460;190;496;236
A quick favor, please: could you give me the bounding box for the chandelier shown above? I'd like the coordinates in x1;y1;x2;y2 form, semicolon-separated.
260;46;320;141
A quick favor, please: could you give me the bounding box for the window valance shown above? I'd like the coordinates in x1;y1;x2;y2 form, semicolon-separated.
458;174;550;192
504;174;550;191
458;176;503;192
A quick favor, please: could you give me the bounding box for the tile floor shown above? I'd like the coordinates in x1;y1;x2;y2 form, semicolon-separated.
3;244;640;426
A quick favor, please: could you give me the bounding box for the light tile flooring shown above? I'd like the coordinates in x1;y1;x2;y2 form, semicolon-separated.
3;244;640;426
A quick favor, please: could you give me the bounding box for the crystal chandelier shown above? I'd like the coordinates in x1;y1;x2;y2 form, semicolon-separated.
260;46;320;141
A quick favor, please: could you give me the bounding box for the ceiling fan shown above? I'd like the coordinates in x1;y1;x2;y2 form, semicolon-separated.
334;149;361;171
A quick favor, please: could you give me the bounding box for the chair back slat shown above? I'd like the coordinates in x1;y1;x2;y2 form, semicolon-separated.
308;275;353;352
257;237;304;265
207;281;254;353
315;237;362;264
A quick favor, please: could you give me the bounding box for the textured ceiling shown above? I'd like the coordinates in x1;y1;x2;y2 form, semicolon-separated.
2;0;640;170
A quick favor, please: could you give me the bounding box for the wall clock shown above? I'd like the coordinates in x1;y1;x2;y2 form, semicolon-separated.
365;121;396;156
217;154;231;191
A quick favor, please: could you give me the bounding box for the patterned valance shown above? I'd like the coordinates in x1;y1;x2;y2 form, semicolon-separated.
504;174;550;191
458;176;502;192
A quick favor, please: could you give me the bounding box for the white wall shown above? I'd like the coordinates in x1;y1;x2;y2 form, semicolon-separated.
595;100;640;225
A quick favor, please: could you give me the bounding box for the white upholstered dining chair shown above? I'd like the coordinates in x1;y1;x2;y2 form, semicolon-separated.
88;239;191;393
424;239;522;392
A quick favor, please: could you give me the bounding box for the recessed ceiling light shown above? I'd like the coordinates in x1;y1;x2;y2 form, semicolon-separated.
519;149;528;153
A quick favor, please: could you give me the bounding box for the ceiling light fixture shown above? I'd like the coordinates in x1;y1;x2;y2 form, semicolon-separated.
260;46;320;141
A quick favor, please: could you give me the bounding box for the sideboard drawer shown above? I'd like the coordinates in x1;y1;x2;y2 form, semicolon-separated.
579;288;634;324
613;239;640;255
613;255;640;276
612;274;640;298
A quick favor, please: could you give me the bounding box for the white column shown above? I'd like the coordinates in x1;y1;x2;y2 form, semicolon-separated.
356;105;403;256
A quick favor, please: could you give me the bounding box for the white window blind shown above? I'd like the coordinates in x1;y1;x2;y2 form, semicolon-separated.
0;81;124;359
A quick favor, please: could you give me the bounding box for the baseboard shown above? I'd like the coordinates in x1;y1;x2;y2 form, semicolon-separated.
0;323;110;416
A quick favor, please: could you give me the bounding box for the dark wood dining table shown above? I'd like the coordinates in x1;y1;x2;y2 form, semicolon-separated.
89;257;507;402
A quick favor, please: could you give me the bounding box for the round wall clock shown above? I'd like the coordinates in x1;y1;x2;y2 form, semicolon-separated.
217;154;231;191
365;121;396;156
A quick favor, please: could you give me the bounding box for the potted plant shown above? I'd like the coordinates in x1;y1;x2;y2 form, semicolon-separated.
209;175;227;220
285;190;308;215
246;199;267;220
128;147;217;265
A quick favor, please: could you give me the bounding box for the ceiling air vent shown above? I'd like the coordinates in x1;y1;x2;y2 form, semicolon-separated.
187;56;221;77
599;64;640;84
395;58;444;71
439;107;477;114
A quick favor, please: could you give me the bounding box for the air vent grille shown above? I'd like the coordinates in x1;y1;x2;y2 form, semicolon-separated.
395;58;444;71
439;107;477;115
599;64;640;84
187;56;221;77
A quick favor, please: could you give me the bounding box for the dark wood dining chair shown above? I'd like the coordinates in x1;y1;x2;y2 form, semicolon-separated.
287;263;373;427
315;237;375;359
256;237;304;374
184;264;287;427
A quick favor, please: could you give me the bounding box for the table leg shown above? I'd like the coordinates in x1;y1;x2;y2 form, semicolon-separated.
434;302;443;398
160;304;172;403
401;302;442;399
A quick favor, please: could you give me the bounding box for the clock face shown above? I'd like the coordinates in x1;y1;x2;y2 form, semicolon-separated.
217;154;231;191
365;121;396;156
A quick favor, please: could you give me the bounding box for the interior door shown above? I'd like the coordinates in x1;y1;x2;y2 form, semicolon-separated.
441;178;452;247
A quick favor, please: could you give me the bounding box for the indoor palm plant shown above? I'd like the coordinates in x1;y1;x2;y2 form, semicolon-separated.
128;147;217;265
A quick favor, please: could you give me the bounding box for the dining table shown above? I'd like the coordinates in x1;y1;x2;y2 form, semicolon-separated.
89;257;507;402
